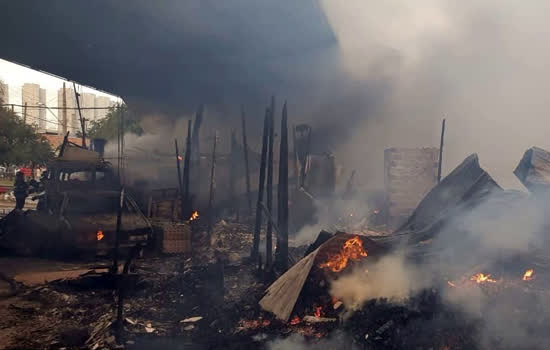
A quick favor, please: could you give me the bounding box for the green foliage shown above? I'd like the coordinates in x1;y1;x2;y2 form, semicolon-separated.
0;106;55;167
86;104;143;140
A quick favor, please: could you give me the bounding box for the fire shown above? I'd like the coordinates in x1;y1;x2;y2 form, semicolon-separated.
314;306;322;318
319;236;368;272
523;268;534;281
290;316;301;325
447;281;456;287
96;230;104;241
470;273;496;284
189;211;199;221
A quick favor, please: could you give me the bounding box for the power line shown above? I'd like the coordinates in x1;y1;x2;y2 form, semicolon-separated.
0;103;114;110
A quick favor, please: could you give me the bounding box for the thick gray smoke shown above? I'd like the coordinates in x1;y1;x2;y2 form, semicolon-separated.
319;1;550;190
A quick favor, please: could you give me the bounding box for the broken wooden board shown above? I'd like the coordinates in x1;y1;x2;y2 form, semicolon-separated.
259;247;319;322
514;146;550;193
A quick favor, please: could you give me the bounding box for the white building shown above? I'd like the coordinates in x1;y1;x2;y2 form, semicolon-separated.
0;58;123;136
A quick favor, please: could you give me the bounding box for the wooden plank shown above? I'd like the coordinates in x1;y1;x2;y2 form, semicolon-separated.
259;247;319;321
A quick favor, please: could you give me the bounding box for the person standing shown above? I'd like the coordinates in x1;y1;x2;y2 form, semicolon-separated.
13;171;28;210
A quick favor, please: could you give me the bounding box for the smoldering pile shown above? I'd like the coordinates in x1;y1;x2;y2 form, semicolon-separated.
255;146;550;349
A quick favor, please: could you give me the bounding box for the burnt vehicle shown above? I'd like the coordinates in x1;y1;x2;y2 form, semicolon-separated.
0;139;152;257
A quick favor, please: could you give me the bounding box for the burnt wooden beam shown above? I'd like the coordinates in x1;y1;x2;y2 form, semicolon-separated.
175;139;184;221
241;105;253;216
251;109;270;259
276;101;289;271
229;129;238;219
111;187;125;274
266;97;275;268
207;131;218;240
183;119;193;218
437;118;446;183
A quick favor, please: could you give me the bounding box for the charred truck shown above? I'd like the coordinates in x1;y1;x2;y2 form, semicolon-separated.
0;138;152;257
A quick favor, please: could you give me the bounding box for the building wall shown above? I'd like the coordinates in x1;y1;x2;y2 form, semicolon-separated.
0;83;8;104
94;96;112;120
384;147;439;230
22;83;40;128
81;92;96;123
57;87;78;135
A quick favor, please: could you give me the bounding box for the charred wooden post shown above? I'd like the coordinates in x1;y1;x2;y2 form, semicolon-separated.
115;244;140;339
183;119;193;218
207;131;218;240
229;130;238;218
292;124;299;191
251;109;270;259
241;105;253;216
191;105;204;162
111;187;125;274
266;100;275;269
299;127;312;188
175;139;184;221
437;118;446;183
191;105;203;191
276;102;289;271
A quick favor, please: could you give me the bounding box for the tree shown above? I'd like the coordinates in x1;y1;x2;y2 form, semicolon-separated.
0;106;54;168
86;104;143;140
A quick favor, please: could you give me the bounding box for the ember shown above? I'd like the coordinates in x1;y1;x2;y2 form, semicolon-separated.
290;316;301;325
523;268;534;281
470;273;497;284
239;319;271;329
189;211;199;221
319;236;367;272
96;230;104;241
314;306;322;318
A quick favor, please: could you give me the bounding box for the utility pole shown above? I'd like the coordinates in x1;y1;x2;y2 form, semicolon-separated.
437;118;446;183
72;82;86;148
62;82;67;135
23;102;27;124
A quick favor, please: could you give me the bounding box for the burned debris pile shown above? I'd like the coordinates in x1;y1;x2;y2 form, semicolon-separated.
5;103;550;350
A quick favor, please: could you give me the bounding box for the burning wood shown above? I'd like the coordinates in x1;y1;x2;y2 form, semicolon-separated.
318;236;367;272
523;268;534;281
189;211;199;221
470;273;497;284
289;316;301;325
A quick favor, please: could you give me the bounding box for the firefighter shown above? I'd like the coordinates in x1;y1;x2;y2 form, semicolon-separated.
13;171;29;210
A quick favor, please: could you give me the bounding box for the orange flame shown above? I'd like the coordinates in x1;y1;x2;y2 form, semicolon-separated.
523;268;534;281
290;316;301;325
319;236;368;272
96;230;104;241
189;211;199;221
470;273;496;284
314;306;322;318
